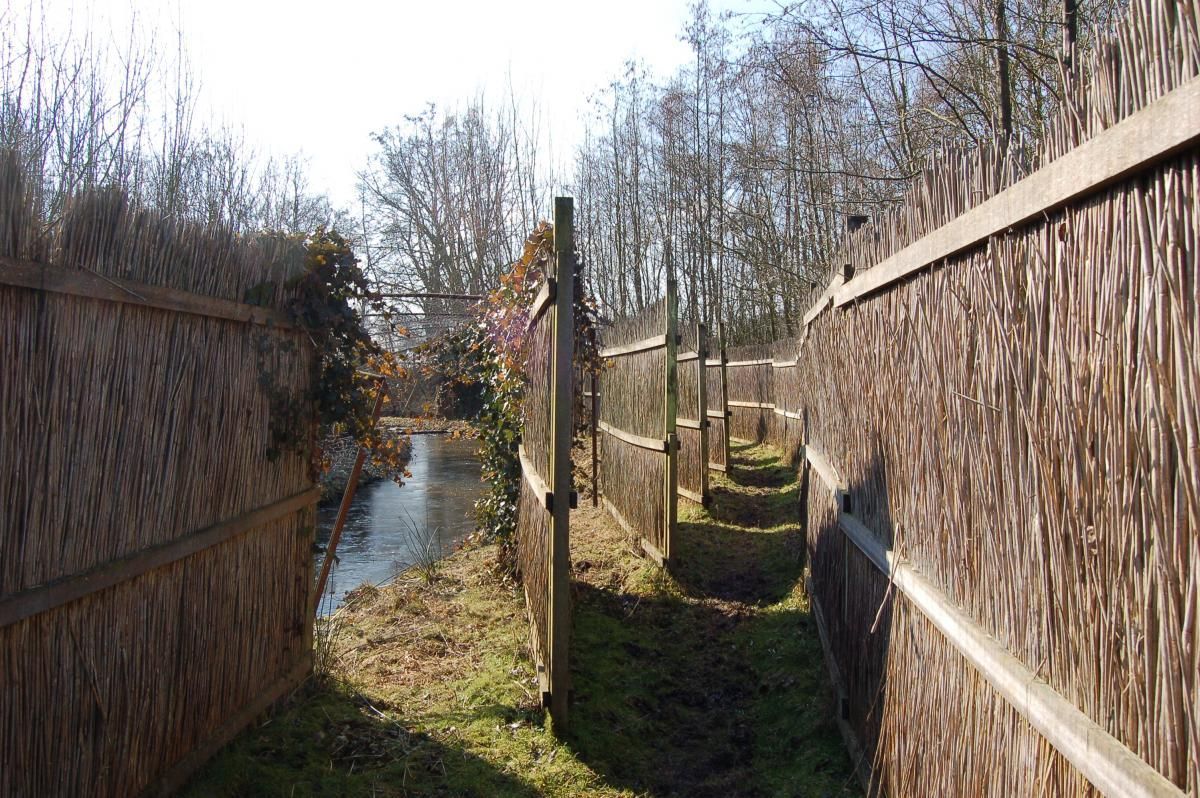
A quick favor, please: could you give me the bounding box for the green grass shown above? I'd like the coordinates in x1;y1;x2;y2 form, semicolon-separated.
183;443;860;798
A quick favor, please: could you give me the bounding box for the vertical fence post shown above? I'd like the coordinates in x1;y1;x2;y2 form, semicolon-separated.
548;197;574;731
589;326;599;507
718;321;730;466
696;322;709;503
663;280;678;563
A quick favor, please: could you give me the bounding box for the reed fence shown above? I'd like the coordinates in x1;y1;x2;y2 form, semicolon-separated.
676;320;710;505
705;322;730;473
515;198;575;731
0;172;317;796
597;281;678;565
725;343;774;444
769;0;1199;793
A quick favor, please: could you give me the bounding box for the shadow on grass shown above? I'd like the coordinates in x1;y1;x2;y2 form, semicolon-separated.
566;445;858;797
568;581;855;798
181;680;541;798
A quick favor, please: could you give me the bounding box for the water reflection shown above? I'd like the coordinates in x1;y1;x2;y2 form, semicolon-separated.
315;434;482;613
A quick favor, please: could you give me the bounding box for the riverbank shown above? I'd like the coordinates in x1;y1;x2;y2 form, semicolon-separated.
184;443;859;797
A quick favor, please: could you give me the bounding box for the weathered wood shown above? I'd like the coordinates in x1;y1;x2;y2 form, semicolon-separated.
677;485;706;505
518;444;554;511
772;359;798;368
834;74;1200;307
527;275;557;326
836;511;1185;798
662;281;679;563
808;590;873;792
804;445;844;494
1;487;320;629
547;197;575;731
696;322;710;503
676;350;701;362
0;255;297;329
726;357;774;367
598;333;668;358
676;417;703;430
598;420;668;452
728;400;775;410
640;537;667;567
143;653;312;797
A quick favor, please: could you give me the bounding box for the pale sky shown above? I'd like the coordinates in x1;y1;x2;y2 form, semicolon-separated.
41;0;773;212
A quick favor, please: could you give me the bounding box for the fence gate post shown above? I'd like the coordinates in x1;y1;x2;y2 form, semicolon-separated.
696;322;709;503
548;197;574;731
663;280;678;562
718;322;730;466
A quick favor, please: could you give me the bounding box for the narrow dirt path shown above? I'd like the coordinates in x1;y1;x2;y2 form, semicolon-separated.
568;442;860;797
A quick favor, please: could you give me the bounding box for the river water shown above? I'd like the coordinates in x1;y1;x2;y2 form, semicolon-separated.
315;434;483;613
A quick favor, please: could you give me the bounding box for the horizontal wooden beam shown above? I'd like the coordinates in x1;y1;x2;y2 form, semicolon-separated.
527;277;557;326
676;417;703;430
148;653;312;796
728;400;775;410
599;333;667;358
676;351;701;362
640;537;667;567
518;444;553;512
726;358;773;367
803;445;844;493
835;75;1200;307
836;512;1184;798
677;485;706;505
773;408;803;420
0;487;319;628
772;360;798;368
598;420;669;453
0;256;297;330
706;409;731;419
704;358;724;367
707;462;727;472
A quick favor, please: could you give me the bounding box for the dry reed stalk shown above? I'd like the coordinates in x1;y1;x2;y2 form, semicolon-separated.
0;156;317;796
782;0;1200;792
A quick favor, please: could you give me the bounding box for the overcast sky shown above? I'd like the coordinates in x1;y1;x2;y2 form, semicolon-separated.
41;0;773;211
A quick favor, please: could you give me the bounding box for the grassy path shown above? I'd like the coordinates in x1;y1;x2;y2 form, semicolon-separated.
183;443;859;797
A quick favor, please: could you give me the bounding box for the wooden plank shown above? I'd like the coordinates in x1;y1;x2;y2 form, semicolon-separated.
676;350;701;362
728;400;775;410
677;485;706;505
1;487;320;628
804;445;844;493
598;419;668;452
144;653;312;797
0;255;297;329
599;333;668;358
547;197;575;732
527;276;557;326
772;359;798;368
518;444;553;511
676;417;703;430
834;75;1200;307
836;512;1185;798
663;280;679;564
640;537;667;567
726;358;773;367
695;322;709;502
707;461;727;472
705;409;727;419
704;358;723;367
